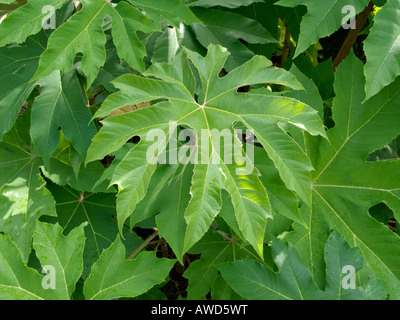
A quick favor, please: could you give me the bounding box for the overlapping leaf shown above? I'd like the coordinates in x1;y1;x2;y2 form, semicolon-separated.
32;0;158;86
183;230;259;299
218;231;387;300
0;116;56;262
0;34;43;141
43;180;142;277
189;7;276;70
127;0;200;27
31;70;97;168
83;236;176;300
0;104;107;262
0;32;98;169
0;221;85;300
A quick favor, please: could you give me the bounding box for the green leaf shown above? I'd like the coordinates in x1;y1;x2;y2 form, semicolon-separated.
184;230;259;299
0;34;44;141
83;236;176;300
127;0;200;27
32;0;158;86
276;0;370;57
211;275;243;300
189;8;277;70
40;132;113;193
310;51;400;298
218;231;387;300
33;221;86;299
364;0;400;100
112;138;168;235
44;181;142;278
0;0;66;47
30;70;97;168
186;0;263;9
0;233;46;300
152;26;180;64
284;64;324;117
155;163;193;261
0;138;56;262
87;45;324;256
0;222;85;300
254;147;305;226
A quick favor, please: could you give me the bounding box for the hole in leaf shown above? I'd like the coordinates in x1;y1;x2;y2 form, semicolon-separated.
369;202;393;225
367;136;400;162
368;202;398;233
127;135;141;144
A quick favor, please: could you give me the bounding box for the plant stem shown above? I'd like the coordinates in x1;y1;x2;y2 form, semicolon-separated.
280;19;291;68
333;1;374;70
127;229;159;260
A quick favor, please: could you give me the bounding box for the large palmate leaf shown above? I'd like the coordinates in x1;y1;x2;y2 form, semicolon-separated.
309;51;400;298
83;236;176;300
32;0;158;86
218;231;387;300
87;44;325;257
275;0;370;57
0;221;85;300
364;0;400;100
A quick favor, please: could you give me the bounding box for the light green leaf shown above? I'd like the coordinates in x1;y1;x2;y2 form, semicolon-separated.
0;141;56;262
0;233;46;300
32;0;158;86
33;221;86;299
152;26;180;64
83;236;176;300
0;222;85;300
113;137;170;234
254;147;305;226
155;163;193;262
218;231;387;300
364;0;400;100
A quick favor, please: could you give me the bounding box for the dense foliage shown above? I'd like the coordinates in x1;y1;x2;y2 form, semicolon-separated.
0;0;399;300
